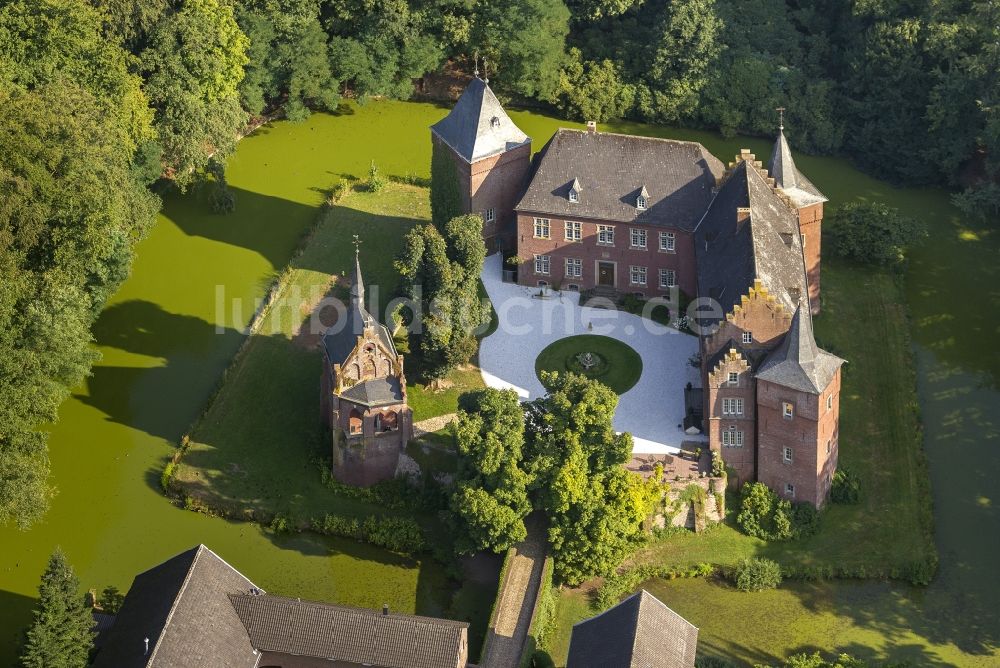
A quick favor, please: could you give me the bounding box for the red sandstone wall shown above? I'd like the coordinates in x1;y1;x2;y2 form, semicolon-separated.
514;212;697;296
797;202;823;314
756;370;840;508
705;350;756;485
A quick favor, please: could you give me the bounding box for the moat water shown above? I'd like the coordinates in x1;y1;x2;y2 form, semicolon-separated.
1;101;997;666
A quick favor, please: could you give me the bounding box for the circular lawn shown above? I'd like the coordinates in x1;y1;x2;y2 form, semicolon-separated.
534;335;643;394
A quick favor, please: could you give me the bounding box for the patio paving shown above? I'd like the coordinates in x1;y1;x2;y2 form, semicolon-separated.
478;254;704;453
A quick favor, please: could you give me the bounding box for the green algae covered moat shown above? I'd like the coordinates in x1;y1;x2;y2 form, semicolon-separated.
1;101;997;667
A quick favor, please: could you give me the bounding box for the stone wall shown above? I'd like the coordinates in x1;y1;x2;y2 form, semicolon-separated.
797;202;824;313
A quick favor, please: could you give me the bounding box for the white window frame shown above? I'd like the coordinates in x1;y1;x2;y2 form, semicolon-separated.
637;195;647;210
534;254;550;275
742;331;753;344
565;257;582;278
484;207;495;224
565;221;582;242
722;398;744;416
597;225;615;245
783;402;794;419
630;265;647;286
569;189;579;203
659;231;675;252
785;483;795;498
658;268;676;289
722;426;744;448
727;372;739;386
533;217;551;239
630;228;647;249
783;446;793;463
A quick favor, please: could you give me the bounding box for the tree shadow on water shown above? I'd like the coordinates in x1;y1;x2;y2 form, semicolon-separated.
76;301;245;443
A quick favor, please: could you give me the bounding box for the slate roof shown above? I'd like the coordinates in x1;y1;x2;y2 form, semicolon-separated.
566;589;698;668
768;128;827;208
695;160;809;322
756;304;845;394
322;251;397;365
92;545;260;668
340;376;404;407
230;594;468;668
516;129;724;231
430;76;530;163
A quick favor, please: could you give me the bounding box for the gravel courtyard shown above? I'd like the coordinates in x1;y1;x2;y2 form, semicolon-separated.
478;254;703;453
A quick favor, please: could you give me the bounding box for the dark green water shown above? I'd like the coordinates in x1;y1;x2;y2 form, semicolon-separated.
2;101;997;666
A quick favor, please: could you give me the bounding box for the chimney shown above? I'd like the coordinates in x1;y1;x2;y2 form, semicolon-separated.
382;603;389;616
737;207;751;228
586;120;597;133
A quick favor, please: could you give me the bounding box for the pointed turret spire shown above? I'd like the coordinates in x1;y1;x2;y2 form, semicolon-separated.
430;77;530;163
350;235;364;304
766;111;828;207
756;301;844;394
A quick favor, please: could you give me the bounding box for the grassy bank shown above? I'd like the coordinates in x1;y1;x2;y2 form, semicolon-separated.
541;258;937;665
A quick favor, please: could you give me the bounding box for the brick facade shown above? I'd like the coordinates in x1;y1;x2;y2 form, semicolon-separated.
514;212;696;297
705;349;757;485
797;202;824;313
756;370;841;508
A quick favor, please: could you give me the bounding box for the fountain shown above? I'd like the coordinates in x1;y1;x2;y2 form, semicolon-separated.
577;352;598;370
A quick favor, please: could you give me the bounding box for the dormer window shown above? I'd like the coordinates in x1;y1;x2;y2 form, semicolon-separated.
636;185;649;211
569;177;582;203
490;116;501;129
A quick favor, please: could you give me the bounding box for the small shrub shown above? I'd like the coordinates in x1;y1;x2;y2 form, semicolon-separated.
269;513;293;534
366;161;386;192
711;450;725;477
737;482;819;541
99;585;126;614
361;515;425;553
790;501;820;539
733;557;782;592
160;462;176;493
831;468;861;504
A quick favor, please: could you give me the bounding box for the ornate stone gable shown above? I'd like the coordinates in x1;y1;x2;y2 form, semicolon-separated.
705;279;792;355
334;327;405;395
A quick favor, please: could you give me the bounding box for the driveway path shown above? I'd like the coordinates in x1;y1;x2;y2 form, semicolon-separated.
481;519;547;668
478;254;702;453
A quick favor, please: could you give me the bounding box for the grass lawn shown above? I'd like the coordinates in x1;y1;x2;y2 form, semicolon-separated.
534;335;643;394
541;258;937;665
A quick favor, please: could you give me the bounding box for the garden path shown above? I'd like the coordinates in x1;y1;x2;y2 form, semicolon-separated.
478;254;702;453
412;413;457;437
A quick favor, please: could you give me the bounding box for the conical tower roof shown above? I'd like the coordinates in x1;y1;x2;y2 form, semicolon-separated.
756;303;844;394
322;249;396;364
430;76;530;163
350;246;364;303
768;126;827;208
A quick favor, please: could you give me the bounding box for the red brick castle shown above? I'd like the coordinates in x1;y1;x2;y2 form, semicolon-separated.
432;78;845;507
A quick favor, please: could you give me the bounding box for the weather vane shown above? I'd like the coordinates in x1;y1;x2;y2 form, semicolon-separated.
352;234;362;254
776;106;786;131
473;51;479;78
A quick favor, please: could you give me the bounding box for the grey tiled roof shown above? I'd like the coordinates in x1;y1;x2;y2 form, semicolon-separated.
695;160;809;322
340;376;404;406
756;304;845;394
768;129;827;208
430;76;530;163
322;252;397;364
92;545;260;668
566;589;698;668
516;129;724;231
230;594;468;668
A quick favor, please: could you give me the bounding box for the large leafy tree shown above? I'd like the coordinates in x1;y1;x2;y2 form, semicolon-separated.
140;0;249;185
469;0;570;102
19;548;95;668
451;389;532;553
526;372;654;584
395;214;488;380
237;0;340;119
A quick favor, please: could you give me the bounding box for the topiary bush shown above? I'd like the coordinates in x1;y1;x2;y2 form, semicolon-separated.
733;557;783;592
831;468;861;504
366;160;386;193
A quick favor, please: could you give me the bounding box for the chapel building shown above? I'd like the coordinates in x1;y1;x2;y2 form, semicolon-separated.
320;249;413;487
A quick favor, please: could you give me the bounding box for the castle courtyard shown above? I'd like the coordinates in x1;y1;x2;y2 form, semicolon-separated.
478;253;702;453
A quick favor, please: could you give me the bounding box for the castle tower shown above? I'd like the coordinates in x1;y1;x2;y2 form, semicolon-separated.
768;120;828;314
320;247;413;486
755;304;844;507
430;75;532;252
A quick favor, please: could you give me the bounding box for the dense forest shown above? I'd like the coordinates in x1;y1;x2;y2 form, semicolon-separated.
0;0;997;528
